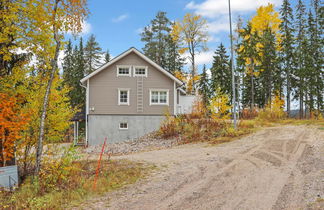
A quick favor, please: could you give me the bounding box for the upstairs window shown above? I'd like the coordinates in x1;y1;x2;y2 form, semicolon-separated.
118;89;130;105
134;66;147;77
150;89;169;105
117;65;131;76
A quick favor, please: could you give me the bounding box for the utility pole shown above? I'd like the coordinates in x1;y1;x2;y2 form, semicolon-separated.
228;0;237;129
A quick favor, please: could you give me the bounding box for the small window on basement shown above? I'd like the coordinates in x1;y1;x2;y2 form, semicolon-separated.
117;65;131;76
134;66;147;77
119;122;128;130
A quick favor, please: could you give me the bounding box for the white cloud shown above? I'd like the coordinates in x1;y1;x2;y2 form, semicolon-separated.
80;21;91;34
182;50;214;67
112;14;129;23
66;20;91;35
186;0;282;18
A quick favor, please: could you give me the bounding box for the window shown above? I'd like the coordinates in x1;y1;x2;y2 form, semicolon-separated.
134;66;147;77
117;65;131;76
118;89;130;105
119;122;128;130
150;89;169;105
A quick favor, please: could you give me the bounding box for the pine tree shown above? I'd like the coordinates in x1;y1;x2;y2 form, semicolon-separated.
105;49;111;63
279;0;295;115
62;39;74;88
311;0;324;112
62;38;85;109
198;64;210;108
84;34;103;74
165;33;185;73
141;11;170;68
210;43;232;101
294;0;308;118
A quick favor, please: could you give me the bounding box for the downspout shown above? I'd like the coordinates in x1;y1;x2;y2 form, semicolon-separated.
80;81;88;146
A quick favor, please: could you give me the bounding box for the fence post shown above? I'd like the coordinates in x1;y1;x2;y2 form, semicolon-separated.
93;137;107;190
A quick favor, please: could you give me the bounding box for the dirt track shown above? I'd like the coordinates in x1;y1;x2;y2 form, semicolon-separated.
81;125;324;210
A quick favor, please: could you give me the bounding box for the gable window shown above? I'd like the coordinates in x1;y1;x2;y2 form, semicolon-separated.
119;122;128;130
134;66;147;77
117;65;131;76
150;89;169;105
118;88;130;105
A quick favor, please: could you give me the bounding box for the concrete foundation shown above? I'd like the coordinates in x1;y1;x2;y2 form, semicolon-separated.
88;115;166;145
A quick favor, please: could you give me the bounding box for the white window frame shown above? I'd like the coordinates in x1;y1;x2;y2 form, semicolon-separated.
119;122;128;130
117;65;131;77
118;88;130;105
149;89;169;106
133;66;148;77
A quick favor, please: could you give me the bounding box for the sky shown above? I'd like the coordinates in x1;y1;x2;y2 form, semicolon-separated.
67;0;311;72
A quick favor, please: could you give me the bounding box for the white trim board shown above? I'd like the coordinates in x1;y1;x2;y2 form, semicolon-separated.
80;47;183;85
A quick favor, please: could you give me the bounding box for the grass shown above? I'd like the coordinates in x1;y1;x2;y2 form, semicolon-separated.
0;159;155;209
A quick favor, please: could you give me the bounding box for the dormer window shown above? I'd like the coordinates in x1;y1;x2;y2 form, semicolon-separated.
117;65;131;77
134;66;147;77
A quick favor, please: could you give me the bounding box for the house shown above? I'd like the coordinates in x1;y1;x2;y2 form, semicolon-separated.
80;47;195;146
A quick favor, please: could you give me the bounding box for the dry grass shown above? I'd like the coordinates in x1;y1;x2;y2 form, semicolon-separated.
0;159;155;209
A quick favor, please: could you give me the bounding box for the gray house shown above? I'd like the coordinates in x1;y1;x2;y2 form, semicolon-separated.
80;47;193;145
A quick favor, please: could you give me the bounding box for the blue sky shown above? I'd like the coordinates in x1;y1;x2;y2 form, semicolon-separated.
69;0;311;72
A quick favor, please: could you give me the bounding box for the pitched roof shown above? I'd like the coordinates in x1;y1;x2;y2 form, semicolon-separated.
80;47;183;85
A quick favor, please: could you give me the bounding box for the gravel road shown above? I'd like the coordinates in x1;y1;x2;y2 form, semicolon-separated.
78;125;324;210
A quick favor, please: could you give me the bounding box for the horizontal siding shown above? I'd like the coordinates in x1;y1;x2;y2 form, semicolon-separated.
89;52;174;115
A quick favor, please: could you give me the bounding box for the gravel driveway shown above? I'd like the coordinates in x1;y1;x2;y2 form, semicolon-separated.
77;125;324;210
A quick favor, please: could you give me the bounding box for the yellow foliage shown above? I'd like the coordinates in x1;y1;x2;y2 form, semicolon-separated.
208;89;232;120
258;94;286;121
171;13;209;55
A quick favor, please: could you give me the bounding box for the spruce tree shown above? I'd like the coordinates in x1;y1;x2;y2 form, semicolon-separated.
141;12;184;72
84;34;103;74
279;0;295;115
62;40;74;88
210;43;232;102
312;0;324;112
105;49;111;63
198;64;210;108
165;33;185;73
294;0;308;118
63;38;85;109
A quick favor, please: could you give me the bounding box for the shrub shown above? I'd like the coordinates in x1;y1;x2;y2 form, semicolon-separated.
240;108;259;119
257;94;286;121
208;89;232;120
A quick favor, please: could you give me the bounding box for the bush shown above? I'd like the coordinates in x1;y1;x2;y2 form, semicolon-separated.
257;95;286;121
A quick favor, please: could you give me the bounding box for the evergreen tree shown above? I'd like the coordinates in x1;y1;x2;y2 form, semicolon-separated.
62;39;73;87
198;64;210;108
105;49;111;63
84;34;103;74
279;0;295;115
141;11;170;67
311;0;324;112
259;29;280;107
294;0;308;118
211;43;232;102
141;12;184;72
165;33;185;73
62;38;85;109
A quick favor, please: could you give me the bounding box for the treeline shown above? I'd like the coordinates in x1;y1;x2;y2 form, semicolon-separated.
62;35;110;109
160;1;322;118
